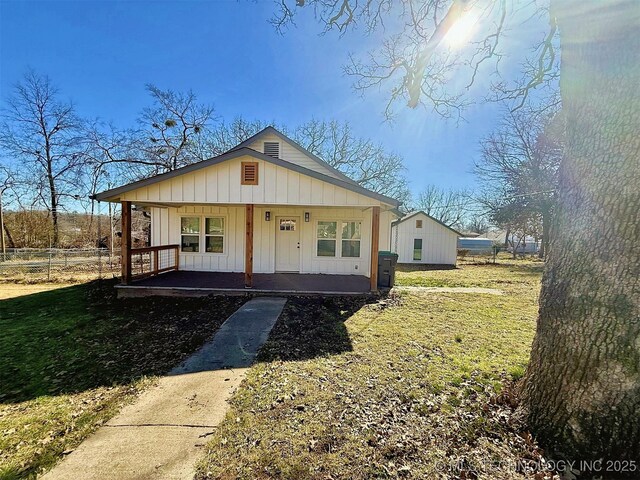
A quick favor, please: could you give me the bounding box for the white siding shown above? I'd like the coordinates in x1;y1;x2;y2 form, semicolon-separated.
391;213;458;265
123;156;382;207
151;205;388;276
152;205;245;272
248;133;344;180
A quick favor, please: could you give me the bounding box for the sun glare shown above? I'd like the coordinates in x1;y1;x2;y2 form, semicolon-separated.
444;9;480;48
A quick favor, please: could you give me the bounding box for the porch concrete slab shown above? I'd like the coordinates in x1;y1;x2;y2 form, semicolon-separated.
41;297;287;480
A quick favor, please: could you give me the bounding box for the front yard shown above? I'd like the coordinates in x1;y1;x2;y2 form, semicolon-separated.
196;261;545;479
1;259;545;479
0;281;245;480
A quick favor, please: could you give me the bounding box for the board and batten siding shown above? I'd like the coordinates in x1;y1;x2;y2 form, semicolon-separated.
121;156;381;208
151;205;392;276
391;213;458;265
248;133;344;180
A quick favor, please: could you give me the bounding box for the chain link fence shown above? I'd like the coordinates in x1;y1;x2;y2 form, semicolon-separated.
0;248;121;282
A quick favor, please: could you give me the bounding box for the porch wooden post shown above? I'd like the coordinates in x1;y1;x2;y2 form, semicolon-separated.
370;206;380;291
245;204;254;288
121;201;132;285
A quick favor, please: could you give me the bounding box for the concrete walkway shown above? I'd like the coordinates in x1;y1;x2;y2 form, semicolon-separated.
41;297;287;480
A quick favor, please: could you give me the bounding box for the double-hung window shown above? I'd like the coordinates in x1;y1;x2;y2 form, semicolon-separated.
316;221;362;258
205;217;225;253
180;216;225;253
181;217;200;252
341;221;361;257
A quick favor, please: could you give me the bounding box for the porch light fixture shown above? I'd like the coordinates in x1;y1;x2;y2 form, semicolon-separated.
304;212;310;222
265;211;271;221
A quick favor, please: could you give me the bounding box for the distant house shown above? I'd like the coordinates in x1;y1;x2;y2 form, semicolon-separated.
391;211;460;266
94;127;401;294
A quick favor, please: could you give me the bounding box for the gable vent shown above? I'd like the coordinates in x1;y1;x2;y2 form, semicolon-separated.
241;162;259;185
263;141;280;158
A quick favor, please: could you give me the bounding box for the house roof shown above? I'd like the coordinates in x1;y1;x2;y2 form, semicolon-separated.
392;211;462;236
93;146;400;207
231;126;359;185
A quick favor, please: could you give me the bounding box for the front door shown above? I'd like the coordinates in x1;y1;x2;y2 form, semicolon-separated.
275;216;300;272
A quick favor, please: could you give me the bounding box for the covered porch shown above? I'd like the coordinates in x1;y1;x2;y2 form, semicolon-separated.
116;270;372;297
119;201;385;295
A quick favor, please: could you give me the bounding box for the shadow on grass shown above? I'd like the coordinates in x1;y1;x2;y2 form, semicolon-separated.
256;295;375;363
0;280;246;404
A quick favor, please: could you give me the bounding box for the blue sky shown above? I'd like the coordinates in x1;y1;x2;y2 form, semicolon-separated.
0;0;548;197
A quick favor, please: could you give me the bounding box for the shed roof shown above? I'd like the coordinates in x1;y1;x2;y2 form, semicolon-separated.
392;211;462;236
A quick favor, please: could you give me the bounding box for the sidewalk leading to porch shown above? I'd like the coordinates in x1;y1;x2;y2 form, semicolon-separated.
41;297;287;480
117;271;372;297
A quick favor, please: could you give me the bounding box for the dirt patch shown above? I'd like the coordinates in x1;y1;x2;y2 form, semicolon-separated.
0;283;79;300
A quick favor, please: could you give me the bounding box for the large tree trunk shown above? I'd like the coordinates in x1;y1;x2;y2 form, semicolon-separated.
522;0;640;467
538;209;550;259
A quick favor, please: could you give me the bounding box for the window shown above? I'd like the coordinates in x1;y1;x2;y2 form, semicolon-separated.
205;217;224;253
181;217;200;252
416;219;423;228
263;142;280;158
241;162;259;185
413;238;423;261
279;219;296;231
316;221;337;256
341;221;361;258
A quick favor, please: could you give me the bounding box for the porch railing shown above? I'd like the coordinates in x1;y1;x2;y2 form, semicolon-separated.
130;244;180;281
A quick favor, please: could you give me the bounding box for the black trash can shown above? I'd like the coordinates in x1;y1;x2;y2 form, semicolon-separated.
377;251;398;288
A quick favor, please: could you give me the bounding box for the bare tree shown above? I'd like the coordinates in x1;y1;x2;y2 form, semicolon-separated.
273;1;558;119
293;120;411;205
413;184;471;228
475;101;561;258
0;70;87;246
137;85;217;172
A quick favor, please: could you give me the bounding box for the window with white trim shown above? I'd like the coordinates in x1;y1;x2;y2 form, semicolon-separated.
181;217;200;252
341;221;361;257
316;221;337;257
205;217;225;253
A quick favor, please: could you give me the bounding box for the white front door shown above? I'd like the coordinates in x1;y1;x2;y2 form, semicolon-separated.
275;216;300;272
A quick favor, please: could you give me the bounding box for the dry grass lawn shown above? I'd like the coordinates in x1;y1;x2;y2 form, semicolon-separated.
196;260;546;479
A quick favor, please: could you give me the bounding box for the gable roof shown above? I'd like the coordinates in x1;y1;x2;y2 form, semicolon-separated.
93;146;400;207
392;211;462;236
232;126;359;185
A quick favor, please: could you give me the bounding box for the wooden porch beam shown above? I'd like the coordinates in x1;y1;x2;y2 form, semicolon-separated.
245;204;254;288
121;201;132;285
370;206;380;291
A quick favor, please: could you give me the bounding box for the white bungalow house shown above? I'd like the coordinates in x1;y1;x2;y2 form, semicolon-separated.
391;211;461;266
94;127;401;294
